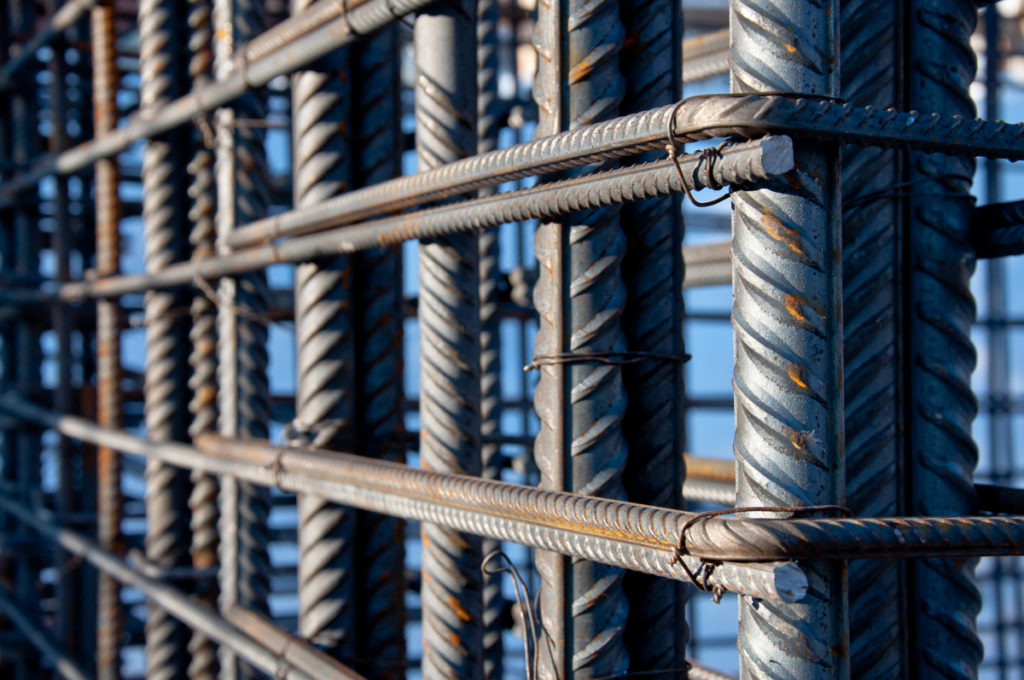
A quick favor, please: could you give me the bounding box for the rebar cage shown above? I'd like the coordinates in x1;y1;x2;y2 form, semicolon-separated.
1;0;1024;678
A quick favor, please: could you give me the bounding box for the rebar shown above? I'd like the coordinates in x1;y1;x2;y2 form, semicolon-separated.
350;22;407;679
415;1;485;675
17;137;792;303
90;3;124;676
138;0;193;676
476;0;504;674
224;94;1024;252
971;200;1024;257
291;0;357;657
729;1;848;679
905;2;983;677
840;0;905;677
185;0;220;676
618;0;688;669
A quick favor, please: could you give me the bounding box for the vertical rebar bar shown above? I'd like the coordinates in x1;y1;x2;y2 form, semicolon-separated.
46;1;83;663
351;23;407;679
476;0;504;675
186;0;220;676
139;1;193;677
839;1;906;677
414;0;484;676
212;0;272;677
618;0;687;669
91;2;124;676
532;0;630;671
904;1;982;677
729;0;848;678
291;0;357;657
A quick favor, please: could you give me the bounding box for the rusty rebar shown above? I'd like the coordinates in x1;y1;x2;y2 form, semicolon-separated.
291;0;358;657
185;0;220;676
415;1;485;675
91;2;124;676
138;0;194;675
729;0;848;678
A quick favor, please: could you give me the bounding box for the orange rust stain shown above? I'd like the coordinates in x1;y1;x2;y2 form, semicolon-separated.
760;211;803;255
788;365;808;388
790;430;806;450
449;596;472;622
784;294;806;322
450;632;463;647
785;44;797;53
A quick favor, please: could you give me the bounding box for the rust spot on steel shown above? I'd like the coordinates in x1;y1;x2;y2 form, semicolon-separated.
788;365;808;389
448;595;472;623
784;294;806;322
760;210;802;254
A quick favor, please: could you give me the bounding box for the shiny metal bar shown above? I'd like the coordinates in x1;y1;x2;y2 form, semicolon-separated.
729;0;848;678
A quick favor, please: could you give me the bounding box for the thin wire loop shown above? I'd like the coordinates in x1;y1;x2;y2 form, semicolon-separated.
482;550;538;680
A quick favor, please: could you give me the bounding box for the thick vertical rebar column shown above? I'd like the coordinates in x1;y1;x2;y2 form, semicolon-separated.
618;0;687;670
839;1;906;678
414;1;483;676
351;24;407;679
729;1;848;678
476;0;504;675
139;1;193;677
186;0;220;677
291;0;357;657
532;0;630;671
213;0;272;677
91;2;124;677
904;1;981;677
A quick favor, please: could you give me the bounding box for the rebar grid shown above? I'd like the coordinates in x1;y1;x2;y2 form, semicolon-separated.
0;2;1023;680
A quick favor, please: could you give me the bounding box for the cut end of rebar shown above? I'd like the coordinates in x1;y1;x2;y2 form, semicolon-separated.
773;561;809;603
759;135;795;176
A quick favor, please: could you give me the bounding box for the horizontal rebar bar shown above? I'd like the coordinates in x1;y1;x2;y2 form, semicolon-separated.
0;395;805;603
0;586;91;680
225;95;1024;250
224;606;365;680
971;199;1024;258
4;136;790;303
0;495;314;680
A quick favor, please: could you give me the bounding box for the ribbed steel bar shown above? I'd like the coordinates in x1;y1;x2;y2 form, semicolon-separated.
350;22;406;680
291;0;357;658
12;137;790;305
414;2;485;676
682;241;730;289
138;0;194;676
0;586;91;680
222;1;273;678
91;2;124;676
0;396;809;602
476;0;503;674
729;1;848;678
225;93;1024;252
0;0;435;204
618;0;687;668
185;0;220;676
532;0;631;668
681;29;729;84
224;607;365;680
905;1;982;677
840;0;905;677
0;496;315;680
